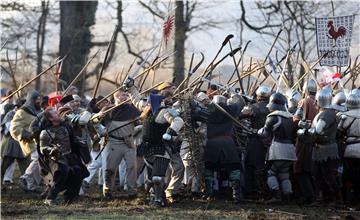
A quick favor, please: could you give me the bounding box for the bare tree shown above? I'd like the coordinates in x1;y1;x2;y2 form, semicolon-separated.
1;1;58;93
35;1;49;90
239;0;359;87
59;1;98;94
138;0;226;85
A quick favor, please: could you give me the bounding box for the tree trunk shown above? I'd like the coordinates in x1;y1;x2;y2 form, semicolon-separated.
35;1;49;91
173;1;185;86
59;1;97;95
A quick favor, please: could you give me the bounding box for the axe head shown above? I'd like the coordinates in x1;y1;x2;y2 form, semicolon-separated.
222;34;234;46
230;47;241;57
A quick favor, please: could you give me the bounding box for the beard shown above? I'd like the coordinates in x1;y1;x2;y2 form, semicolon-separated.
34;102;41;111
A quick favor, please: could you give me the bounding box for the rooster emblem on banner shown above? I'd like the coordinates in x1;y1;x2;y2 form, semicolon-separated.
327;20;346;47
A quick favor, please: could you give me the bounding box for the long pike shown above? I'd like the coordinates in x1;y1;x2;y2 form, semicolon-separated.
63;50;100;96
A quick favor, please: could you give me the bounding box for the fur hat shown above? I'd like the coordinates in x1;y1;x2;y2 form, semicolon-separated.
59;95;74;106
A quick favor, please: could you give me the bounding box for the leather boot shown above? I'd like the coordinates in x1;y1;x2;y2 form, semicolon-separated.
328;190;344;208
232;181;243;203
203;179;214;201
282;193;292;204
265;190;282;204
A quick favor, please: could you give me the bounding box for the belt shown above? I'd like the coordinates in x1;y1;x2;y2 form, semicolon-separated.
109;134;125;141
346;140;360;145
274;138;293;144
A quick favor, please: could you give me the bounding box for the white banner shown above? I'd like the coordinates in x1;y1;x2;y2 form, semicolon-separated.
315;15;354;67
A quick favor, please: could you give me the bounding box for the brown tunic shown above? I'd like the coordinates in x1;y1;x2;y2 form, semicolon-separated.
294;95;319;173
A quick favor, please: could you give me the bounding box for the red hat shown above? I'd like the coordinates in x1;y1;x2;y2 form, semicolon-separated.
48;95;62;107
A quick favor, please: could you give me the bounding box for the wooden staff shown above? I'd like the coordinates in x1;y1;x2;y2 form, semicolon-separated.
94;116;141;160
192;47;241;93
139;57;159;91
95;52;173;105
92;25;118;99
213;102;252;133
174;52;204;95
190;35;235;91
300;56;322;88
291;52;328;90
92;76;173;121
1;56;66;104
246;57;253;94
227;40;251;87
260;26;283;70
63;50;100;96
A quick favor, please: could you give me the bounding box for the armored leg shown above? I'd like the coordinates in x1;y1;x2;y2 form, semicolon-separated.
149;156;170;207
229;169;242;203
204;169;214;199
265;163;281;204
277;161;293;196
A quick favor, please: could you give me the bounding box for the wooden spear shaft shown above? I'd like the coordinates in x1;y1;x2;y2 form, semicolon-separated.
291;52;328;90
92;25;118;99
92;77;172;121
1;56;66;104
63;50;100;96
95;54;172;105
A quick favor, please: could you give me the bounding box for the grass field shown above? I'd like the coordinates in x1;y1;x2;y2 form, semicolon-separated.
1;182;360;220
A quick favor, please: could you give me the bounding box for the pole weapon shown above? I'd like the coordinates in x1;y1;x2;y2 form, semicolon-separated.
92;25;118;99
1;56;67;104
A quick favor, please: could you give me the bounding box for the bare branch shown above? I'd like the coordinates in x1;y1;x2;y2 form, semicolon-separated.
138;0;164;19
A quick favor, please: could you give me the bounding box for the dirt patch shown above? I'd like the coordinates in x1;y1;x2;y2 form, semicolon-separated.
1;184;360;220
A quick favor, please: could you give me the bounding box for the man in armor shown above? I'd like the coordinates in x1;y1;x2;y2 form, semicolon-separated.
99;90;140;199
203;94;243;202
351;88;360;97
180;92;210;198
332;91;347;112
157;82;185;204
286;90;301;114
258;92;297;203
308;87;342;205
337;94;360;205
40;107;89;205
57;95;101;164
238;85;271;200
124;78;184;207
293;79;318;205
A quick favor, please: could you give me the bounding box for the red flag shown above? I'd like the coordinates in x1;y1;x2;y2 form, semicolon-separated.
161;7;176;53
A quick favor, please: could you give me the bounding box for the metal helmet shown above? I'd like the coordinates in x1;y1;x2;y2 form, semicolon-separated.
228;93;246;109
212;95;227;104
266;92;287;111
196;92;210;102
315;87;333;109
351;88;360;98
332;91;346;112
303;79;317;94
345;94;360;110
255;85;271;99
287;90;302;109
